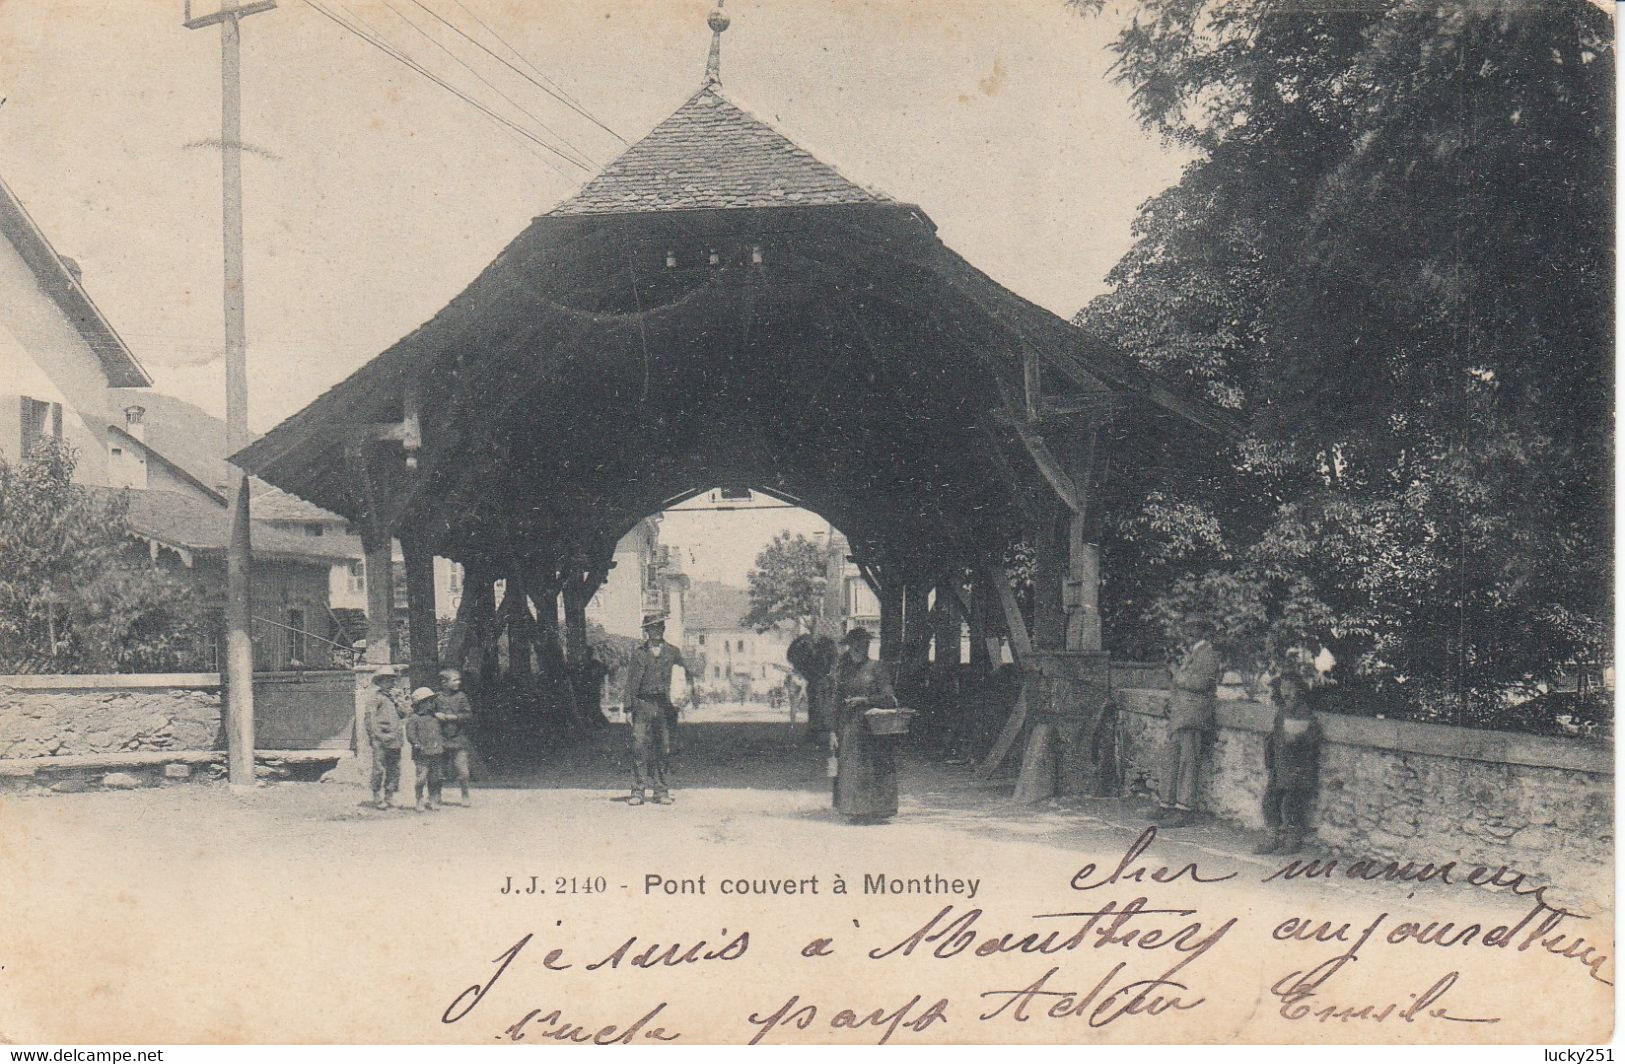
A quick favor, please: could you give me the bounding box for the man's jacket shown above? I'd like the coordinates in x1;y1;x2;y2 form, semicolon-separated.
1167;639;1223;731
623;642;686;708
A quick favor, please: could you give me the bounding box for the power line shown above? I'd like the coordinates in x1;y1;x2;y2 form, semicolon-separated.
300;0;587;173
381;1;597;169
334;0;588;171
446;0;587;114
404;0;627;145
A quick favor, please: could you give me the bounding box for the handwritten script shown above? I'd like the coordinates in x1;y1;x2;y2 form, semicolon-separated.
437;828;1609;1043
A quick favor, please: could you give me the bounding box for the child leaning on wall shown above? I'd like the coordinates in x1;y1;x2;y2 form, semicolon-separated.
1253;670;1323;856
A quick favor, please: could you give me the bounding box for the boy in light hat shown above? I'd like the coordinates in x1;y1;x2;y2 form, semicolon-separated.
405;686;445;811
363;666;405;809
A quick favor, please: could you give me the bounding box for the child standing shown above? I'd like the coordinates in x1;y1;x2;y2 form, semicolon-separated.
363;666;405;809
405;687;445;812
435;668;475;806
1255;671;1323;855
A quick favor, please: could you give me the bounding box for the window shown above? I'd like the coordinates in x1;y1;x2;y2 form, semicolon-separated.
19;396;62;456
448;563;463;593
305;522;324;537
286;608;307;665
110;446;123;456
346;560;365;594
737;639;745;652
697;633;705;645
713;665;721;679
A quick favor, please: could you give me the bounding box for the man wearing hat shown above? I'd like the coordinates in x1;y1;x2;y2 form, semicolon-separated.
1159;612;1225;827
363;666;406;809
620;614;689;806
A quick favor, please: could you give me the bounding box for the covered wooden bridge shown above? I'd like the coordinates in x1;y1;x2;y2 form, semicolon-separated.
234;21;1233;798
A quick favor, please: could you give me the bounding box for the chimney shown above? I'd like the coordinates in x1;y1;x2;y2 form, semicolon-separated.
122;404;146;443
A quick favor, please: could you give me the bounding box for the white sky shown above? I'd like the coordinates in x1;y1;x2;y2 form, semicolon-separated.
0;0;1186;584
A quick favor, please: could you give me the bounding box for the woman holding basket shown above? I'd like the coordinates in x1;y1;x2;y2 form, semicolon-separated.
831;627;906;822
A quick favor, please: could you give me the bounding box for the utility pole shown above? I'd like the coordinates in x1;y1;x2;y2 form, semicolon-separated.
186;0;276;789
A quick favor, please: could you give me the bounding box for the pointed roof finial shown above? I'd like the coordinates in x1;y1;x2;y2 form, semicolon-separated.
704;0;729;87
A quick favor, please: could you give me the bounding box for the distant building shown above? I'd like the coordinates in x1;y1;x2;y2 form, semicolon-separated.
681;581;794;697
586;517;689;644
831;531;882;633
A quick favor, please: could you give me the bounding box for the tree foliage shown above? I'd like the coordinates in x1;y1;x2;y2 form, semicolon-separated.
1075;0;1612;715
0;440;202;673
742;532;827;634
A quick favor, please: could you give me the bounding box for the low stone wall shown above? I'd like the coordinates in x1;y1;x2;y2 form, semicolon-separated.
0;673;223;759
1112;687;1613;877
0;671;356;760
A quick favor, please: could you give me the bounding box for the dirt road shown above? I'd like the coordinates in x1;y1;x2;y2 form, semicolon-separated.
0;707;1610;1044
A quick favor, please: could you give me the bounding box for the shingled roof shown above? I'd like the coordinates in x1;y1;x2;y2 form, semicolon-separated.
91;488;358;565
549;87;889;216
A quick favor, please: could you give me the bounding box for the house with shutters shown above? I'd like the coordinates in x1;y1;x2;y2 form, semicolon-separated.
0;172;153;481
0;169;350;671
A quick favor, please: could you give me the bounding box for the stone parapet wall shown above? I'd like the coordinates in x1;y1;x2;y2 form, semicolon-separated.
0;671;357;760
0;674;223;759
1112;688;1613;877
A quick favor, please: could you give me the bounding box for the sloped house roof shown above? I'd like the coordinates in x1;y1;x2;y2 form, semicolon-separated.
0;173;151;389
95;487;359;567
683;581;753;632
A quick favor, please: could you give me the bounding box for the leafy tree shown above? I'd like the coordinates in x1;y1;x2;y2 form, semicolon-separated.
1073;0;1612;718
742;532;827;634
0;440;202;672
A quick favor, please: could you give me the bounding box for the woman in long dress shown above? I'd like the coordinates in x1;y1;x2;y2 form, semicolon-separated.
832;628;901;822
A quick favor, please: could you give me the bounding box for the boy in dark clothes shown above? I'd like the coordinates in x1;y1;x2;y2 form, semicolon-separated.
435;668;475;805
1255;671;1323;855
406;687;445;812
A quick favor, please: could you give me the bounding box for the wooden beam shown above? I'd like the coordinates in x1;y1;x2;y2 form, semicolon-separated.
1011;420;1083;515
984;564;1032;661
1023;346;1042;419
976;685;1028;780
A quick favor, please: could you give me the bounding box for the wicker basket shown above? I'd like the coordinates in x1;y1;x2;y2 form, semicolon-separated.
863;707;915;735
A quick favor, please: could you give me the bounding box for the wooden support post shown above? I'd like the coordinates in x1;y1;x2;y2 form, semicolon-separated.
967;574;992;672
400;536;439;688
528;573;581;729
353;530;396;786
899;577;932;699
878;580;903;664
1063;425;1102;653
562;577;591;666
441;562;490;675
1031;504;1068;652
933;579;962;669
361;534;395;665
503;571;533;682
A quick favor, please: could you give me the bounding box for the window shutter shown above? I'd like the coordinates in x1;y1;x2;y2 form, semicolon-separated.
19;397;42;455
